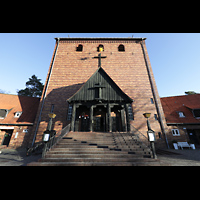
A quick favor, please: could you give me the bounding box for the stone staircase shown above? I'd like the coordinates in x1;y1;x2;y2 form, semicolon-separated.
28;132;162;166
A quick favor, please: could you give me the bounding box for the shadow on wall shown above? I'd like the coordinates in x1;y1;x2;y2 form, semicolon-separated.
38;83;85;133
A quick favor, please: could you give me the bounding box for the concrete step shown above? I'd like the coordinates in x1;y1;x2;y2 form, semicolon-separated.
44;153;145;158
38;157;156;163
27;161;161;166
27;131;159;166
48;151;127;154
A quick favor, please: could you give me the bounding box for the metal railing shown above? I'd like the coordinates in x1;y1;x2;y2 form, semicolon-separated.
130;125;150;148
42;124;71;158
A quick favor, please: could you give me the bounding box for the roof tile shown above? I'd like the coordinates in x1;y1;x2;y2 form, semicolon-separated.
0;94;40;125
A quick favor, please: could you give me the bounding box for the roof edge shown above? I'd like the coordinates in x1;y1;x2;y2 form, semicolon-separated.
55;37;146;41
0;123;33;126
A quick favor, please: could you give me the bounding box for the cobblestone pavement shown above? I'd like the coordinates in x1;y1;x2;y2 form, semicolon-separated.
157;149;200;166
0;149;41;166
1;148;200;166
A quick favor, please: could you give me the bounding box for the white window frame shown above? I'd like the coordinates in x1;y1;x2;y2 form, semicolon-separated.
14;112;22;118
172;129;180;136
178;112;185;118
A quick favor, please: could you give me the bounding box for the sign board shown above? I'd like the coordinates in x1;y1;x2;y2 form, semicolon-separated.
43;133;50;142
147;130;156;142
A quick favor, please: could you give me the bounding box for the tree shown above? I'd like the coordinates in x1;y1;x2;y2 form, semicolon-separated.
17;75;44;97
185;91;198;95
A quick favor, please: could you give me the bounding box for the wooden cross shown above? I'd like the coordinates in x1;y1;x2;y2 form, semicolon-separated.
93;53;107;68
94;82;105;100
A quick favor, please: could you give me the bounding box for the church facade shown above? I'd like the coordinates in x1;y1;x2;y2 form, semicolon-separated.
30;38;169;148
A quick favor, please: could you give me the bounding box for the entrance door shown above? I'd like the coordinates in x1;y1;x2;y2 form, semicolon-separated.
2;130;13;146
94;116;106;132
187;129;199;144
93;106;107;132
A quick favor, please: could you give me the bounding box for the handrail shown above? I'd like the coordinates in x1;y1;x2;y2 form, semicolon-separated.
42;124;71;158
130;124;150;148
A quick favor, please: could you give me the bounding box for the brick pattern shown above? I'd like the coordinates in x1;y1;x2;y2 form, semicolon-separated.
0;125;33;149
30;39;169;148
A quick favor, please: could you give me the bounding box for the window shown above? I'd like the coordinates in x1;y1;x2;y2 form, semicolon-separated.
118;44;125;51
154;114;158;120
76;44;83;52
150;98;154;104
0;109;8;119
14;112;22;118
128;104;134;120
193;109;200;118
172;129;180;136
178;112;185;118
97;44;104;52
67;104;73;121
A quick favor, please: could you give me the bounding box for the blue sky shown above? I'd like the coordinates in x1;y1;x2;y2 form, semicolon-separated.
0;33;200;97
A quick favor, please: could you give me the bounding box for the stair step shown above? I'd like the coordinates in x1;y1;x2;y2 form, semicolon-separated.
39;157;155;163
45;154;144;158
27;161;161;166
27;131;160;166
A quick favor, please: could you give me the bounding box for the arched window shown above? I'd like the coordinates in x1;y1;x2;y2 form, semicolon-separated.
97;44;104;52
76;44;83;51
118;44;125;52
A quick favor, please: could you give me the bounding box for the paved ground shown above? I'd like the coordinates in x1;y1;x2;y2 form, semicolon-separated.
157;149;200;166
0;148;41;166
0;148;200;166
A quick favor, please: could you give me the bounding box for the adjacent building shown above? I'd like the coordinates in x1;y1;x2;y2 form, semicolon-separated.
0;94;40;149
161;94;200;146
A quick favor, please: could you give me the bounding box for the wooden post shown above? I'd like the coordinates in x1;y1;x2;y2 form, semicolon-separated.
120;108;126;132
71;103;76;132
125;104;130;132
90;105;93;132
107;103;112;132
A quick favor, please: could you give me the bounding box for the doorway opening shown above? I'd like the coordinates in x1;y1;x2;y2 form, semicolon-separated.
1;130;13;147
75;105;90;132
93;105;107;132
73;104;127;132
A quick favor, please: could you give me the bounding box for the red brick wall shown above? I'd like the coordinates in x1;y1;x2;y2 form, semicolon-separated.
31;39;169;147
0;125;33;149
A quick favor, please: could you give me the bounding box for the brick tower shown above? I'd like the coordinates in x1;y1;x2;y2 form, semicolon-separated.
30;38;169;148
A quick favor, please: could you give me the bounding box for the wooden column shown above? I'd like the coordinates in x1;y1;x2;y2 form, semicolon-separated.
120;108;127;132
125;104;130;132
107;103;112;132
90;105;93;132
71;103;76;132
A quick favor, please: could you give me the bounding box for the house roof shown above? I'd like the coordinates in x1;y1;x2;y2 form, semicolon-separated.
160;94;200;124
0;93;40;125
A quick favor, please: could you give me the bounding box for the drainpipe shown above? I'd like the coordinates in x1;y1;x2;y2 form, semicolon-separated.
31;38;60;147
141;39;170;149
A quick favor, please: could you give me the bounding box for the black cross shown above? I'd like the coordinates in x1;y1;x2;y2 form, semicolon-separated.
93;53;107;68
94;82;105;100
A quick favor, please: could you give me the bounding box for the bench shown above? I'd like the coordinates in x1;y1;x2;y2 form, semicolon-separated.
177;142;192;150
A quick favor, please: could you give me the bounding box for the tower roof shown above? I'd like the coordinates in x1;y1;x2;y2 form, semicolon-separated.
55;37;146;41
